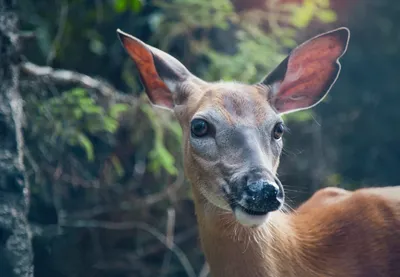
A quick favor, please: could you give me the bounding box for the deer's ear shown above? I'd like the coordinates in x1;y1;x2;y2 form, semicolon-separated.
117;29;192;110
261;27;350;114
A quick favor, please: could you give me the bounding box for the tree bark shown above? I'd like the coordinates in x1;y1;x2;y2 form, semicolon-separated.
0;0;33;276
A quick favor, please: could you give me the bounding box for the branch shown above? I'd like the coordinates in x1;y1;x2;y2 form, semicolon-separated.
198;262;210;277
160;208;176;276
64;171;185;219
20;61;136;103
46;1;68;65
128;226;197;261
61;219;196;277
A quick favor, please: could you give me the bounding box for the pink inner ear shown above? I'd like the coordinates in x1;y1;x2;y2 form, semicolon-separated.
122;37;174;109
274;32;347;113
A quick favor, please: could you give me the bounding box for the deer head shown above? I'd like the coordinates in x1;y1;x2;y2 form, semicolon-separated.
117;28;350;227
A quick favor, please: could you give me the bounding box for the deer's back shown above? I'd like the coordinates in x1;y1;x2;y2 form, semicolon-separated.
294;186;400;277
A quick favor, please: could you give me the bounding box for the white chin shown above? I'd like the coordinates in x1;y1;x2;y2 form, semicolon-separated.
234;208;270;227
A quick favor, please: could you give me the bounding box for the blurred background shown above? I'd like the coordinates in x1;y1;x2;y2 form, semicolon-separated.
6;0;400;276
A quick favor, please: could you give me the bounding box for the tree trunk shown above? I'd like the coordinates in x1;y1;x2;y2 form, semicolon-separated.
0;0;33;276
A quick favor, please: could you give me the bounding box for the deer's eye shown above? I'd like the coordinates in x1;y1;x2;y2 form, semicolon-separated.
273;122;285;140
191;119;209;137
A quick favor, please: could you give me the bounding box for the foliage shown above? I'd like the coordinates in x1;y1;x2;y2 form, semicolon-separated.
153;0;284;82
287;0;337;28
18;0;399;276
21;0;339;177
113;0;144;13
141;103;182;176
30;87;128;161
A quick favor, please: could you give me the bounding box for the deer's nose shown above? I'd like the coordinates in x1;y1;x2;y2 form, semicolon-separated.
237;179;282;214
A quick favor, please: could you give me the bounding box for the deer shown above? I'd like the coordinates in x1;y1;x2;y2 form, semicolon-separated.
117;27;400;277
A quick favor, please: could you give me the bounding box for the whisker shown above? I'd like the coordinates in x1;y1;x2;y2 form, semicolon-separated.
282;188;309;194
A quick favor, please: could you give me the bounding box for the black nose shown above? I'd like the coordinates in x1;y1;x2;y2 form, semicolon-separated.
239;179;282;214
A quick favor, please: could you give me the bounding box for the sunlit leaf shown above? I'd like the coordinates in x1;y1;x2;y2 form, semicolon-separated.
316;10;337;23
82;105;102;114
290;3;315;28
73;108;83;119
111;155;125;177
77;133;95;161
149;143;177;175
109;103;129;119
282;110;314;123
70;88;86;97
103;117;119;133
131;0;143;13
113;0;128;12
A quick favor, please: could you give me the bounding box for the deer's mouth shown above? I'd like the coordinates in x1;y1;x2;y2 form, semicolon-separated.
222;177;284;227
234;204;270;216
233;205;271;227
222;187;269;227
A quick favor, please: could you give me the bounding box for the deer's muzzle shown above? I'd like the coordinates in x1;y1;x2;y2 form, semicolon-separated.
224;171;284;227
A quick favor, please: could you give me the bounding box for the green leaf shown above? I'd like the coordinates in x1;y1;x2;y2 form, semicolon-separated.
77;133;95;161
316;0;330;8
131;0;143;13
149;143;177;175
70;88;86;97
167;121;183;140
113;0;128;12
316;10;337;23
111;155;125;177
73;108;83;119
78;96;95;106
103;117;119;133
290;4;315;28
82;105;102;114
109;103;129;119
282;110;314;123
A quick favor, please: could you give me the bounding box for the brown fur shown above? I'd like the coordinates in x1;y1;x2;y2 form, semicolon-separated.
195;186;400;277
181;85;400;277
182;82;270;125
117;28;400;277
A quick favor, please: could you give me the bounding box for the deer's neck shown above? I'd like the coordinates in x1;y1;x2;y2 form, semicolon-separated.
193;193;304;277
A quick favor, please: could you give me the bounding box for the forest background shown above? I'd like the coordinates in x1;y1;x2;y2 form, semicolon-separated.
1;0;399;276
